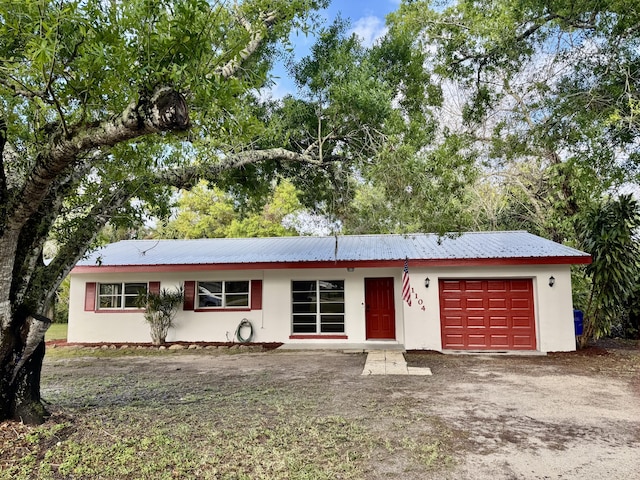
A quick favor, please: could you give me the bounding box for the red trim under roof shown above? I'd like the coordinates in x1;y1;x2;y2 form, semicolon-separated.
71;255;591;274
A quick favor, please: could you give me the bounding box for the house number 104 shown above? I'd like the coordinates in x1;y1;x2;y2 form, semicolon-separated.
410;288;427;311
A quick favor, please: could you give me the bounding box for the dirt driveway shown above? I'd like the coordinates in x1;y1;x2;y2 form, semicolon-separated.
405;349;640;479
6;344;638;479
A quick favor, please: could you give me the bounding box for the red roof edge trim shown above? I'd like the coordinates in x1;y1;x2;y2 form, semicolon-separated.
71;255;591;274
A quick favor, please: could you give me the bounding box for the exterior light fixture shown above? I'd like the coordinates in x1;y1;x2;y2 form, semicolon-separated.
424;277;430;288
347;267;355;272
549;276;555;287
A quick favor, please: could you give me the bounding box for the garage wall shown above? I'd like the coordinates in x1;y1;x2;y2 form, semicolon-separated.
401;264;576;352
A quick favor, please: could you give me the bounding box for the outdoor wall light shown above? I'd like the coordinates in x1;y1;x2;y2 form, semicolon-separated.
424;277;430;288
347;267;355;272
549;276;555;287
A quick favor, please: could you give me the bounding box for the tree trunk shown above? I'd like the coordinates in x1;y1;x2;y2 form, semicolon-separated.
0;314;51;424
0;86;190;425
577;322;594;349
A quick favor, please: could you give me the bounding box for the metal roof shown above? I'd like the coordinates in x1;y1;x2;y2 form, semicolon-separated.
75;231;590;268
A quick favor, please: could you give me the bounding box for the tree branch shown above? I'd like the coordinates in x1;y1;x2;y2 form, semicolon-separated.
157;147;321;189
215;10;278;79
33;193;125;312
27;146;322;311
7;87;189;231
0;118;7;231
13;157;94;309
516;14;560;42
0;77;50;102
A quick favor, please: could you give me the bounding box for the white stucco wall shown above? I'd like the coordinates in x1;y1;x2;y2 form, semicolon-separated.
68;263;577;352
399;264;576;352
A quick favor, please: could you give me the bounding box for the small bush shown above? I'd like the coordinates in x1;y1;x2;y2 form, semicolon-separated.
137;287;183;345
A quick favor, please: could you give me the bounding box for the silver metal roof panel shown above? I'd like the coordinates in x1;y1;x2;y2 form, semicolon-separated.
76;231;590;267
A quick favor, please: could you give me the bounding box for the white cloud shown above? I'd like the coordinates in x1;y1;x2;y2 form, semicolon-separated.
350;16;387;47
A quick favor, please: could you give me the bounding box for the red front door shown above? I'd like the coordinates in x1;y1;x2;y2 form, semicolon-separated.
365;277;396;339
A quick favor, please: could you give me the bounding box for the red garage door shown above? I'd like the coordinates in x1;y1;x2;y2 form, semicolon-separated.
439;279;536;350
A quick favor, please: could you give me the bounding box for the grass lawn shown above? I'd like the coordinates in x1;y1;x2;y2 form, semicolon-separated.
1;343;638;479
45;323;67;342
1;349;455;480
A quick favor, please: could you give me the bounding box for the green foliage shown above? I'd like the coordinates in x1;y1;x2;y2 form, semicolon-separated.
137;287;184;345
380;0;640;337
225;180;303;237
53;277;70;323
156;179;303;239
575;195;640;346
0;0;328;320
156;181;237;239
384;0;640;227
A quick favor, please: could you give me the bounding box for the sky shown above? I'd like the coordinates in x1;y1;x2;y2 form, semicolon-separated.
268;0;401;99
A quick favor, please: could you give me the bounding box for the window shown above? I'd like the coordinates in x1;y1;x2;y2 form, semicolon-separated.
292;280;345;334
98;283;147;309
197;281;249;308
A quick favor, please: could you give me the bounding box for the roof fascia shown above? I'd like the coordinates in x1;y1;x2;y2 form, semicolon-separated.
71;255;592;274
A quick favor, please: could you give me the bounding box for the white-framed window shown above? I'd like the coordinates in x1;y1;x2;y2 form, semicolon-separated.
291;280;345;334
197;281;250;308
98;282;147;309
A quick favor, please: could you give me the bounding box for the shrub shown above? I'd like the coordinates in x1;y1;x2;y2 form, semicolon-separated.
137;287;184;345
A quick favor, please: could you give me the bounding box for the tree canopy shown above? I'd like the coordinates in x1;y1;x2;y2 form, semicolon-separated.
1;0;336;424
156;179;303;238
380;0;640;342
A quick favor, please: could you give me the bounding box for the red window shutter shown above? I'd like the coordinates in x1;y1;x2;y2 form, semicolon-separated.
84;282;97;311
149;282;161;295
251;280;263;310
184;281;195;310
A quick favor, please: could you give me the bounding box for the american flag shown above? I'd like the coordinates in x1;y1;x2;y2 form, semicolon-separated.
402;260;412;306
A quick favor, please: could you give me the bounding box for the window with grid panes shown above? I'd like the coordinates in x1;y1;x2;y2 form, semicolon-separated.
97;283;147;309
197;281;249;308
291;280;345;334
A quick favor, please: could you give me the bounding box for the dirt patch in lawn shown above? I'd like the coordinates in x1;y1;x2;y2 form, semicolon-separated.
1;341;638;479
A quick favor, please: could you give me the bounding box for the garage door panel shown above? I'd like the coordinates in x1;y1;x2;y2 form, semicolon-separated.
512;316;532;327
489;316;508;327
513;335;535;347
487;280;507;291
467;334;489;347
489;334;510;348
509;279;532;291
441;280;463;292
466;316;485;327
464;281;484;291
488;298;507;309
511;298;532;309
442;298;463;310
465;298;485;309
443;334;465;347
443;315;464;327
440;279;536;351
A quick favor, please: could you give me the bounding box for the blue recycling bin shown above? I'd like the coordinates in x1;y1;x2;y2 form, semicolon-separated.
573;310;584;336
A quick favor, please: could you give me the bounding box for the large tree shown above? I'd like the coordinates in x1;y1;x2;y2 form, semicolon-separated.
384;0;640;343
275;17;479;234
0;0;335;424
385;0;640;230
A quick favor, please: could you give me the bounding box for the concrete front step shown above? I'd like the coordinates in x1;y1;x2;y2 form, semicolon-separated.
361;350;432;376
